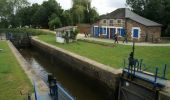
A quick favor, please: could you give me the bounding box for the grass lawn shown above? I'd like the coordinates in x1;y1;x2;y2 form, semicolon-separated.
0;41;32;100
37;34;170;79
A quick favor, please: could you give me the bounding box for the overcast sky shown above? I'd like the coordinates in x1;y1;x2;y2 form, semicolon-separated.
28;0;126;15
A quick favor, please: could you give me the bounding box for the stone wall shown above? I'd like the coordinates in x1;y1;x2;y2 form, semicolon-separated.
31;37;122;99
126;18;161;42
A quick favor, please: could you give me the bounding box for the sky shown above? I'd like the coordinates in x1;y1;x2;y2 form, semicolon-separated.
28;0;126;15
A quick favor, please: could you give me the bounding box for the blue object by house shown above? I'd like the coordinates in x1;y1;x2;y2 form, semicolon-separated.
110;28;115;39
107;28;109;38
121;29;125;36
94;27;99;37
100;27;103;35
133;29;139;38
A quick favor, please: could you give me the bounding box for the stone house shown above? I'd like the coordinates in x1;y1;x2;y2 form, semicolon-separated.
92;8;162;42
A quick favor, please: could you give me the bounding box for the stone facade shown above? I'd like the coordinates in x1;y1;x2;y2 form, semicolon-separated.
98;19;125;27
126;18;161;42
92;8;162;42
92;18;161;42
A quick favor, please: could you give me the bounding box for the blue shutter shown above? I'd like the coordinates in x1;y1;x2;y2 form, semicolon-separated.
107;28;109;38
100;27;103;34
117;28;121;36
103;28;106;34
121;29;125;36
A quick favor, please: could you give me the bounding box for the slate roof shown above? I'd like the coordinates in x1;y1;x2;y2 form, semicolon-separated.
55;26;77;32
100;8;162;27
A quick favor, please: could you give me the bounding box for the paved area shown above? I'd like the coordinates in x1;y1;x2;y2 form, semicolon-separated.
77;34;170;47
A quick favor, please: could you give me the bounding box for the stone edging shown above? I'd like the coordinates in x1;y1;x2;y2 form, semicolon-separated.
7;40;49;97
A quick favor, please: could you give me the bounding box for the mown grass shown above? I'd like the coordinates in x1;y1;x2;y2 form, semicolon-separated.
37;34;170;79
0;41;32;100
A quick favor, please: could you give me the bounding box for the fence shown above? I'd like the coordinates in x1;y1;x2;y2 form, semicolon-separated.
122;58;168;79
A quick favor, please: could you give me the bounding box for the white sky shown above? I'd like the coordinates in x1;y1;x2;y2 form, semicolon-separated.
28;0;126;15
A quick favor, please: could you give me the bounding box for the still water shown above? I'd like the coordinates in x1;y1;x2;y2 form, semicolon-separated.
20;48;108;100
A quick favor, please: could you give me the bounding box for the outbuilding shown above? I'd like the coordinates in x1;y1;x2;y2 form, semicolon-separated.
55;26;77;43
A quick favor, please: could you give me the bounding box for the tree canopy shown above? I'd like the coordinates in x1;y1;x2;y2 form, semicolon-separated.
0;0;99;29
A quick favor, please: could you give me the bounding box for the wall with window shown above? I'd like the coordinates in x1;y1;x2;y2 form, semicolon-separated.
126;19;161;42
99;19;125;27
126;19;147;41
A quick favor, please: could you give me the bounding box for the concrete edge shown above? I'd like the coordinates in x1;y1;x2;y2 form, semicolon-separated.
32;37;122;75
7;40;49;98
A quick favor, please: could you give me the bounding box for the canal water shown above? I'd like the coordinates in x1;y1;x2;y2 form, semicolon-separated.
19;48;109;100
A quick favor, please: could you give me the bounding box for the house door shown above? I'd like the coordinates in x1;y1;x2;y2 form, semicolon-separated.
94;27;99;37
110;28;116;39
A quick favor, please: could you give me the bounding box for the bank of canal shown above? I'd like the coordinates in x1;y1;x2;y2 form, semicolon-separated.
0;41;32;100
19;48;109;100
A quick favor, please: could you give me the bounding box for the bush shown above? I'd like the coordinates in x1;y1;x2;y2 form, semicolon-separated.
165;25;170;37
0;28;52;36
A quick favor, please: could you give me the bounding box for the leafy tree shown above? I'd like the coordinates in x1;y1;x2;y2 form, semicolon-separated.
71;0;99;25
32;6;48;28
72;5;86;24
61;10;73;26
48;17;62;29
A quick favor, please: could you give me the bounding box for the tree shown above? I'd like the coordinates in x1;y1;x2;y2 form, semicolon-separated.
61;10;73;26
48;17;62;29
32;0;63;28
0;0;29;28
72;5;86;24
71;0;99;25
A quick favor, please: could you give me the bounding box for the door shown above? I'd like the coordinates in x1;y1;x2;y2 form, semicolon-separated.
110;28;116;39
94;27;99;37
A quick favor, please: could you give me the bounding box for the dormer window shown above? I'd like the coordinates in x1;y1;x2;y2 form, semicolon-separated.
110;20;113;24
117;19;122;24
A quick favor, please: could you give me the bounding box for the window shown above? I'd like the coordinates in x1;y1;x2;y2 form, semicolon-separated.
110;20;113;24
116;28;125;37
117;19;122;24
131;27;141;39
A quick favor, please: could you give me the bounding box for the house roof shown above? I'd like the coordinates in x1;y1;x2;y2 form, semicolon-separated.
100;8;162;27
55;26;77;32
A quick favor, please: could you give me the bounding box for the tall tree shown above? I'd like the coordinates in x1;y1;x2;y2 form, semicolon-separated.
71;0;99;25
32;0;63;28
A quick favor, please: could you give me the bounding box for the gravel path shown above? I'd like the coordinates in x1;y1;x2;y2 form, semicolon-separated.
77;34;170;47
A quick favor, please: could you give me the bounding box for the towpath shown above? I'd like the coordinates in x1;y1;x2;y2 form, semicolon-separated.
77;34;170;47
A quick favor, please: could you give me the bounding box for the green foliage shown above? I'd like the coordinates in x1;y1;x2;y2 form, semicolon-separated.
165;25;170;36
48;17;62;30
61;10;73;26
1;0;99;28
70;28;79;40
71;0;99;24
61;28;79;43
0;28;50;36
